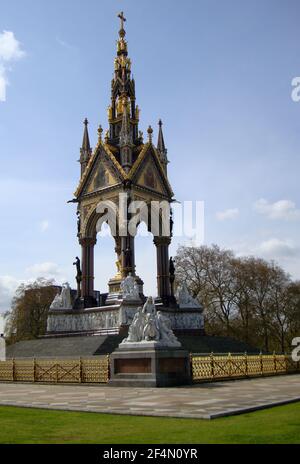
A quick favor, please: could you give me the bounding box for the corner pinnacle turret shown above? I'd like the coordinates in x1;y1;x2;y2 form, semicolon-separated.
157;119;169;172
79;118;92;175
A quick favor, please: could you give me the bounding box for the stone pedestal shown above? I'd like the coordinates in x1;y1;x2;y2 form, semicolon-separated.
107;275;144;304
0;336;6;361
109;344;191;387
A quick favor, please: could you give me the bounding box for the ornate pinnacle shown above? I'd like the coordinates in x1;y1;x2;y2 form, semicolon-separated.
147;125;153;143
79;117;92;175
157;119;168;166
97;125;103;142
157;119;166;151
81;118;91;153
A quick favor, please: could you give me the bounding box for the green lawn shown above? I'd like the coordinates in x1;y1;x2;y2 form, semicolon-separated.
0;403;299;444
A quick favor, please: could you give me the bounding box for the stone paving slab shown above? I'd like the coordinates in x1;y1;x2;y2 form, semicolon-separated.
0;375;299;419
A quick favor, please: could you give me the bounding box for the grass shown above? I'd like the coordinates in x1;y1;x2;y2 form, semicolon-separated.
0;403;299;444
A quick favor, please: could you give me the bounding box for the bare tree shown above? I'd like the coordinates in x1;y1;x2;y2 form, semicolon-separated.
176;245;238;336
175;245;300;353
6;278;57;343
231;257;256;345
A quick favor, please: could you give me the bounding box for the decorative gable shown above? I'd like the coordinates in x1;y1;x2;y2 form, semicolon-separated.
136;158;167;195
129;144;173;198
75;144;125;198
85;161;118;194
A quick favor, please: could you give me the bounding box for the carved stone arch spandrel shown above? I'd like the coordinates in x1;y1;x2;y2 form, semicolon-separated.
82;199;120;239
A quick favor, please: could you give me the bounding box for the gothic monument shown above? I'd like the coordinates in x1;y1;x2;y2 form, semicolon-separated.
46;12;204;342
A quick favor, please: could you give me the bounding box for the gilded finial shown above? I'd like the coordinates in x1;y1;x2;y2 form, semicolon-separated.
97;125;103;142
147;125;153;143
118;11;126;37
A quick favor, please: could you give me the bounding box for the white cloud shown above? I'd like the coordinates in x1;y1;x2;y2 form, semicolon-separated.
39;220;49;232
254;198;300;220
0;262;66;312
258;238;299;258
56;36;76;51
0;31;25;61
216;208;239;221
25;262;62;280
0;64;8;101
0;30;25;102
229;236;300;280
0;276;20;312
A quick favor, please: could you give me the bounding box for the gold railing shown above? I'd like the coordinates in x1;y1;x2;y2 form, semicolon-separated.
1;353;299;385
191;353;300;382
0;356;109;384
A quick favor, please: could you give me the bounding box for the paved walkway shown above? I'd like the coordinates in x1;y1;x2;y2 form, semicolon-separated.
0;375;299;419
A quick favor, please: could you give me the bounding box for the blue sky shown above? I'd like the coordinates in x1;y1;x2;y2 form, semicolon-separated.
1;0;300;311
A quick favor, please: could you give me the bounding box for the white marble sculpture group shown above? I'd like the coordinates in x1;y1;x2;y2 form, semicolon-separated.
176;283;202;309
121;296;181;348
47;276;204;335
120;274;140;301
50;282;72;310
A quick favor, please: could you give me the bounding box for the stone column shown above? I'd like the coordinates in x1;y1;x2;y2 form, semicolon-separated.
80;237;97;307
154;236;171;304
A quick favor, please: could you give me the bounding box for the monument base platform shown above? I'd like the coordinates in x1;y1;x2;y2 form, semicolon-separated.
6;333;260;359
109;346;191;387
46;302;204;337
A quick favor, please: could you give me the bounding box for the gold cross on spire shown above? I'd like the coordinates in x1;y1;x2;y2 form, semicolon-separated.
118;11;126;30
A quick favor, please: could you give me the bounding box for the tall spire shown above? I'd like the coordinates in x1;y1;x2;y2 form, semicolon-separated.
106;12;140;148
157;119;169;171
80;118;92;176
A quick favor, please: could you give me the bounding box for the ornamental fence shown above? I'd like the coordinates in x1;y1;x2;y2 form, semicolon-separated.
0;356;109;384
0;353;299;384
191;353;300;382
